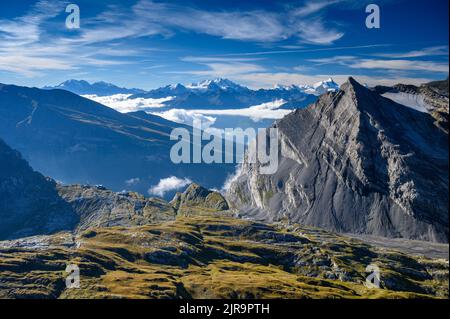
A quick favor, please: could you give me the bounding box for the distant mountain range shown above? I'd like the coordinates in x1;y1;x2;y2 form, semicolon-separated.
43;79;146;96
44;78;339;110
0;83;235;198
227;77;449;243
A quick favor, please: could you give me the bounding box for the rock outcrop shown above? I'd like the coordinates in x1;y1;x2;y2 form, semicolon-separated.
227;78;448;242
57;185;177;231
171;183;229;215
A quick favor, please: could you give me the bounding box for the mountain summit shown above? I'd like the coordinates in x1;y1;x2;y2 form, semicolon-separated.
186;78;246;91
227;77;448;242
43;79;145;96
311;77;340;95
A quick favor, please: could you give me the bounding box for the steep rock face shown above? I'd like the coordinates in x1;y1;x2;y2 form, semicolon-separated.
228;78;448;242
171;183;229;215
0;139;78;240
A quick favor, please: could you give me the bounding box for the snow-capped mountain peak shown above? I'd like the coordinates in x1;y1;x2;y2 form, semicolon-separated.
272;78;339;96
313;77;339;89
311;78;340;95
186;78;245;91
273;84;301;91
169;83;186;90
55;79;89;88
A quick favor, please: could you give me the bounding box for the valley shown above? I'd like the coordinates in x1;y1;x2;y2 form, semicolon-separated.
0;77;448;300
0;0;448;304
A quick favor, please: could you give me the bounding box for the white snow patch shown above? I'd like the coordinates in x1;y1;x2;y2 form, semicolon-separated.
382;92;430;113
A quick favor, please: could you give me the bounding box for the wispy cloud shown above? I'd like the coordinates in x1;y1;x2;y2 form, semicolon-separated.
0;0;347;77
351;59;449;72
295;19;343;45
128;0;345;44
292;0;341;17
0;55;74;77
373;46;449;58
0;1;144;76
216;44;392;57
0;0;63;44
308;55;449;73
125;177;140;186
0;0;75;76
173;56;267;79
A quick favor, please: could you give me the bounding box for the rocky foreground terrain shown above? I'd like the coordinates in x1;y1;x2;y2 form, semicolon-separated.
0;157;448;299
0;209;448;299
0;138;448;299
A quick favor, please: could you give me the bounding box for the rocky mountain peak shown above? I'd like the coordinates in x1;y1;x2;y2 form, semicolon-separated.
227;77;448;242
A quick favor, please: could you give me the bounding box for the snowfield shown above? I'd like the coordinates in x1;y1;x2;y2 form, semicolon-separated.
382;92;430;113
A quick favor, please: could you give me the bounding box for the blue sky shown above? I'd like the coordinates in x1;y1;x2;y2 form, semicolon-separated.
0;0;448;89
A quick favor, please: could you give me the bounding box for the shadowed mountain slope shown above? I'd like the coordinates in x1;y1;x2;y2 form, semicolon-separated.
0;138;78;240
0;84;234;197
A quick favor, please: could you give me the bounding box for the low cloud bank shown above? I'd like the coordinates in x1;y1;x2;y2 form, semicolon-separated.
82;94;174;113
